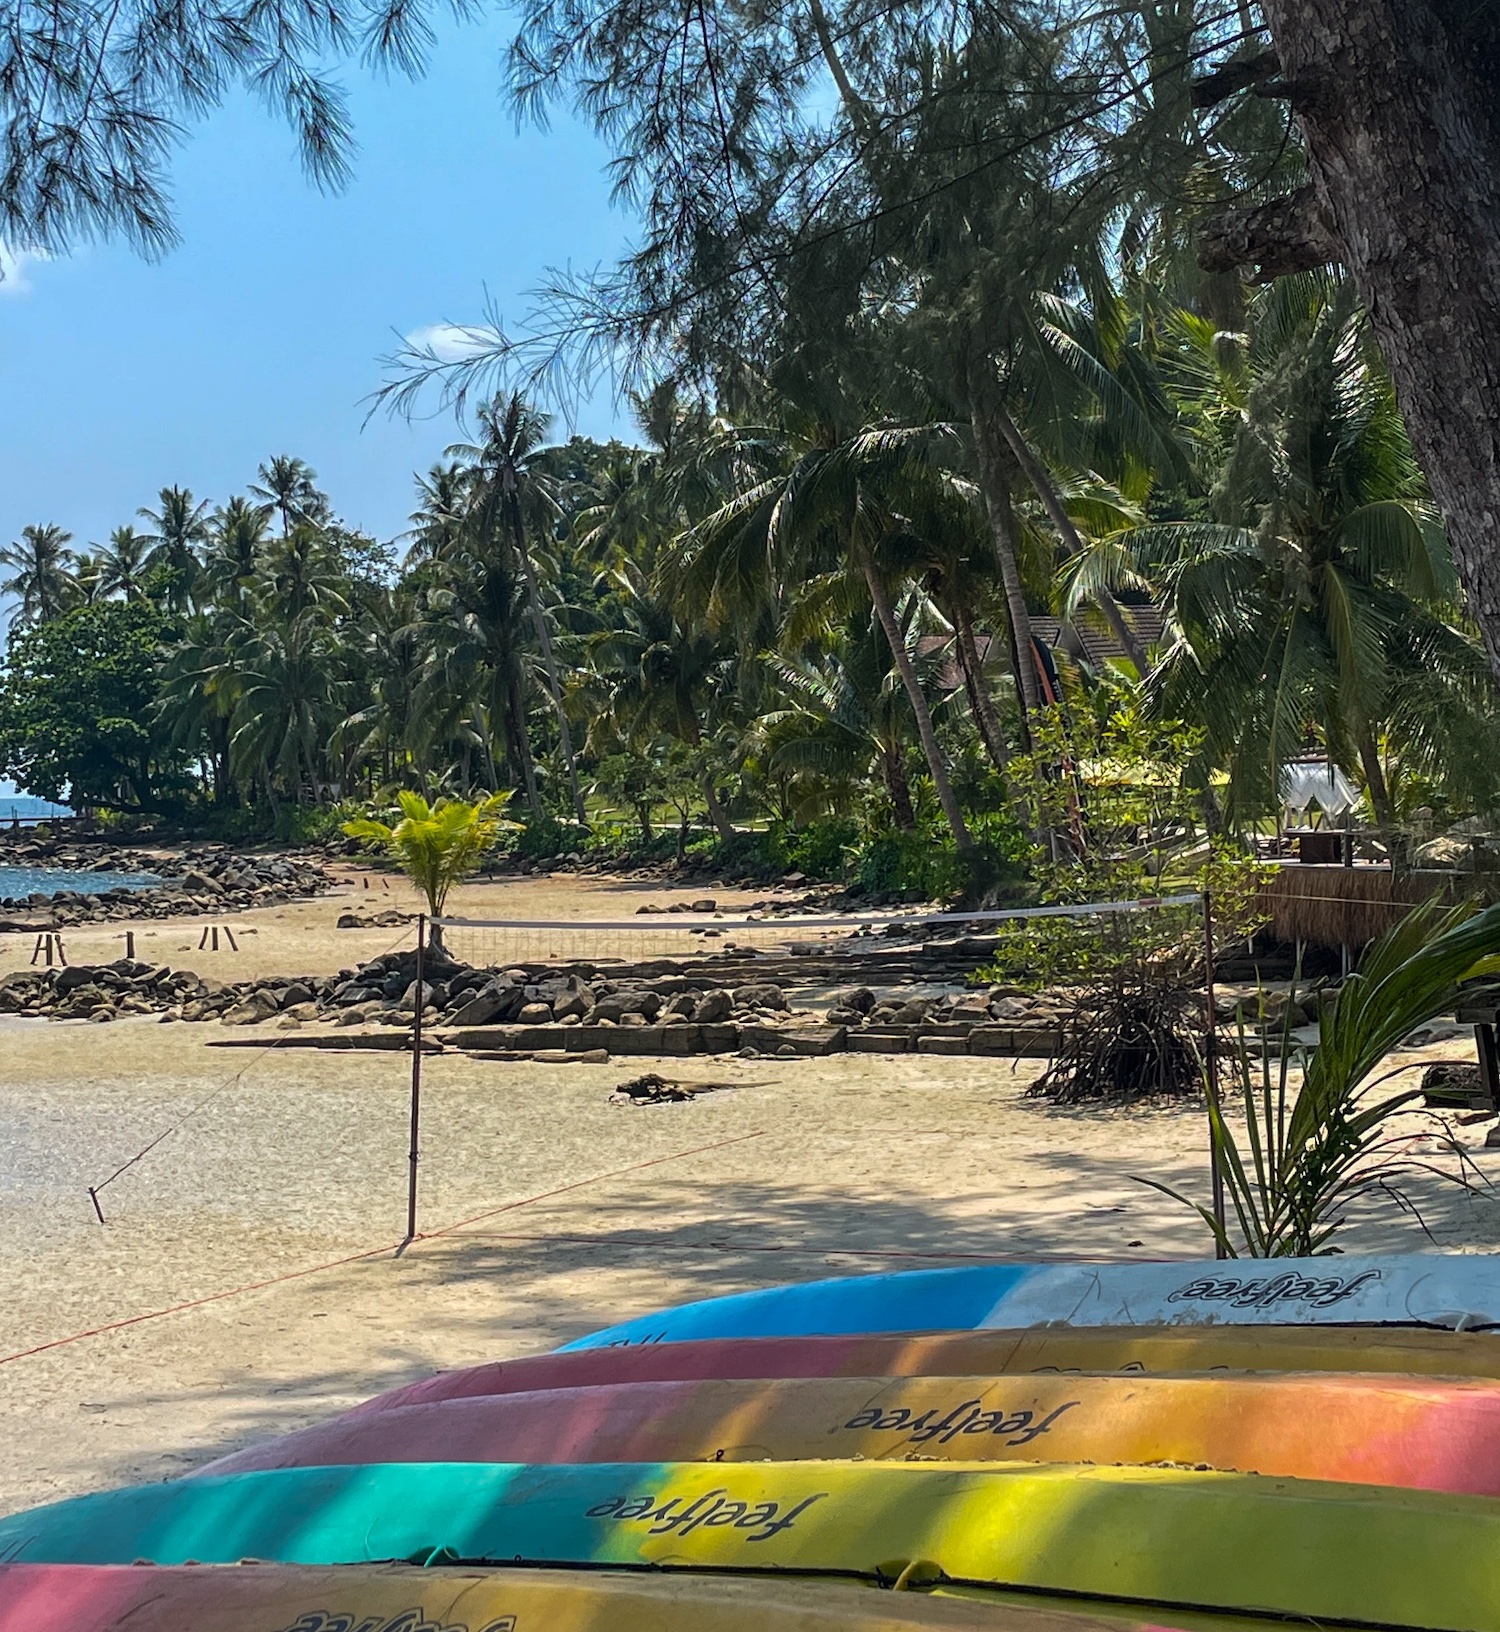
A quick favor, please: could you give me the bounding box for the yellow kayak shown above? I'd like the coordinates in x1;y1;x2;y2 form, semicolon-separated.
0;1562;1281;1632
5;1458;1500;1629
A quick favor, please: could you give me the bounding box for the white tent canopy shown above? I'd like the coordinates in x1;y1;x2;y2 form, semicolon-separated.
1280;759;1362;818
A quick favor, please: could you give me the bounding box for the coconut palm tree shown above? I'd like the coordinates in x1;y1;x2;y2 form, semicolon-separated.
0;524;76;622
138;485;211;610
684;420;976;852
204;497;273;611
448;393;587;825
97;526;152;601
251;456;328;537
1142;275;1498;823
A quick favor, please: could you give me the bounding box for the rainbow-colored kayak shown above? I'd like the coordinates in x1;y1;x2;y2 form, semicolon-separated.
561;1253;1500;1347
5;1459;1500;1629
0;1562;1291;1632
353;1321;1500;1418
200;1369;1500;1497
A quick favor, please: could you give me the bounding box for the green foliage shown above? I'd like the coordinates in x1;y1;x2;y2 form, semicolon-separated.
0;600;180;810
343;792;516;918
1145;899;1500;1256
854;829;971;902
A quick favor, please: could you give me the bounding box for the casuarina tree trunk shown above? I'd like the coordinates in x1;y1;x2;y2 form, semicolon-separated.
1248;0;1500;681
858;547;973;853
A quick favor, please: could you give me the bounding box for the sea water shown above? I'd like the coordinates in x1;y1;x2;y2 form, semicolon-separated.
0;867;160;901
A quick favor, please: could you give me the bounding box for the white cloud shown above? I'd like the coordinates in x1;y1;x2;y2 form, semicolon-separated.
405;321;503;362
0;244;47;296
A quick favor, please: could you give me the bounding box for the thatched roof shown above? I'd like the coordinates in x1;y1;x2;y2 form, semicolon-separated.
1257;865;1466;949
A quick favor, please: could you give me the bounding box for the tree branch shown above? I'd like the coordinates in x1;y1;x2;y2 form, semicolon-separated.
1198;182;1343;280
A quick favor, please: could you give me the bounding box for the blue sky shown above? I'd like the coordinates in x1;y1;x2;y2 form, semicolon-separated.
0;24;637;558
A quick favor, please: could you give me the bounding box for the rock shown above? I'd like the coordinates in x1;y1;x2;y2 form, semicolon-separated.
285;1002;319;1021
690;898;717;912
664;992;697;1020
336;912;362;928
276;1015;303;1030
280;981;314;1008
552;989;594;1022
397;980;443;1012
448;979;521;1027
733;982;787;1011
827;1007;864;1026
776;1043;798;1057
221;990;278;1025
89;1008;116;1023
1414;835;1472;868
990;995;1031;1020
516;1002;554;1024
694;989;733;1024
181;870;223;895
835;987;877;1014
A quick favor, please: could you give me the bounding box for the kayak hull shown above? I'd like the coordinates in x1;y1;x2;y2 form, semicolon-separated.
4;1459;1500;1631
200;1370;1500;1498
0;1563;1294;1632
562;1254;1500;1348
352;1322;1500;1419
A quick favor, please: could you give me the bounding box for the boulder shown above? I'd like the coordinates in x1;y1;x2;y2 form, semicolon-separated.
221;989;280;1025
990;995;1031;1020
516;1002;554;1025
552;989;594;1022
181;870;223;895
448;979;522;1027
733;982;787;1011
693;989;733;1024
834;987;877;1014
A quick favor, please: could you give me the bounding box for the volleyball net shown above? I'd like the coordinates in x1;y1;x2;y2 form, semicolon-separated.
432;893;1206;976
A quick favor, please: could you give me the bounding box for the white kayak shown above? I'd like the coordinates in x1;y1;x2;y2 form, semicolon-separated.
560;1253;1500;1349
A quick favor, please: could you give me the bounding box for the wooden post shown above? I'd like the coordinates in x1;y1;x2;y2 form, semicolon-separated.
124;930;135;960
406;915;427;1243
1202;890;1228;1258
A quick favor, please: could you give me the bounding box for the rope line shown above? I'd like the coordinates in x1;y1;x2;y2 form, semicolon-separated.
2;1130;766;1367
85;921;420;1211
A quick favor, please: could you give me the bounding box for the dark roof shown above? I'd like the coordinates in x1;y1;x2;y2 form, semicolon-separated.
916;604;1164;686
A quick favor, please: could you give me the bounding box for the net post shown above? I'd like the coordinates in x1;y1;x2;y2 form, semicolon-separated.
406;915;426;1243
1201;889;1228;1258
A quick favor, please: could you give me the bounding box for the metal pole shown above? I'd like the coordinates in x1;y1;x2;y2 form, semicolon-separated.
406;915;426;1243
1202;890;1228;1258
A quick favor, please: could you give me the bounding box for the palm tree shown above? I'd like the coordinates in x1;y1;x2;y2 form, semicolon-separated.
204;497;273;610
684;421;976;852
97;526;152;600
761;627;919;829
257;524;350;623
0;524;76;622
1142;275;1495;823
448;393;588;825
138;486;211;610
251;456;328;537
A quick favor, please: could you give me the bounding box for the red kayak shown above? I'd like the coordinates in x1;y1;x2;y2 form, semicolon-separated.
346;1322;1500;1418
205;1369;1500;1499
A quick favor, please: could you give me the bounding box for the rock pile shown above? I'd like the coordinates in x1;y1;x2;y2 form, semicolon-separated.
0;840;330;926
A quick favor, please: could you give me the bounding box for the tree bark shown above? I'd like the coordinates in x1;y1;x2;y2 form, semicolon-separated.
969;403;1044;731
858;547;973;852
1253;0;1500;682
507;493;588;825
701;777;736;843
880;744;917;829
991;403;1153;679
952;602;1010;774
506;665;543;819
1353;719;1396;829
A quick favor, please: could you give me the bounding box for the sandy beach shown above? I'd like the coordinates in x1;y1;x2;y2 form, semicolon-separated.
1;868;1496;1518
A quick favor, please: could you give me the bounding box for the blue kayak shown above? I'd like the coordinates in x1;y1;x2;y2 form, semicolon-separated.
559;1253;1500;1348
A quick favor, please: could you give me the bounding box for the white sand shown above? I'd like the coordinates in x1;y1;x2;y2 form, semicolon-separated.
1;872;1494;1517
